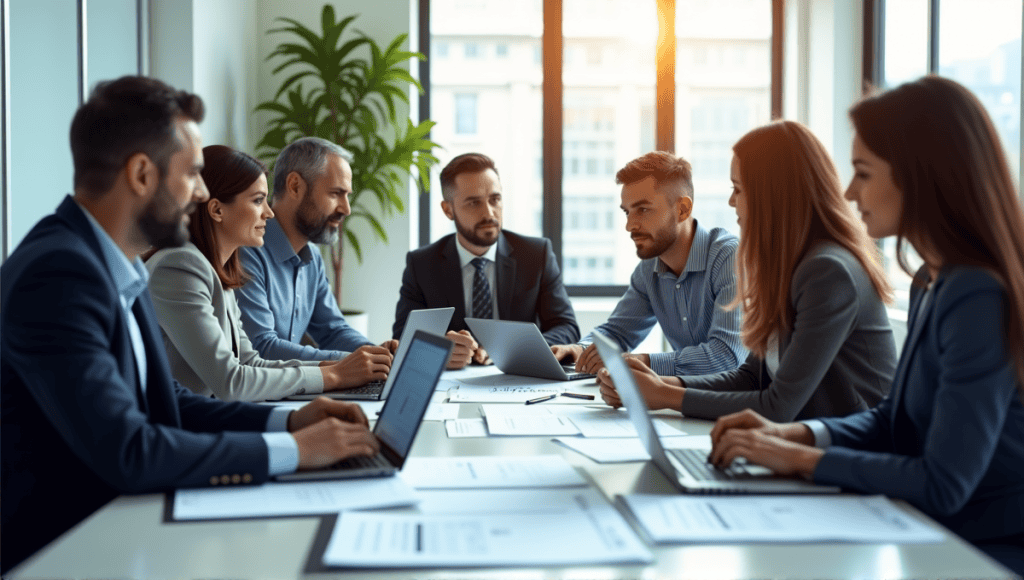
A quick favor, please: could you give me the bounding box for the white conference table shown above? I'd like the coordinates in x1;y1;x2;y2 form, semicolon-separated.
9;369;1016;580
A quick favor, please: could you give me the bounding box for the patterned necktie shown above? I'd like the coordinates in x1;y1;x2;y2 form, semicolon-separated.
471;257;494;319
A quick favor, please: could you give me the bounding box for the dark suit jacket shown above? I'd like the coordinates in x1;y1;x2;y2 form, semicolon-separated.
679;242;897;421
1;197;274;573
815;267;1024;544
393;231;579;345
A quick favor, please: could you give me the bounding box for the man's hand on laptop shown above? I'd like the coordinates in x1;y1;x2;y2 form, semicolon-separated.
445;330;478;369
574;344;604;374
471;346;492;365
550;344;583;365
380;339;399;355
320;345;393;390
288;397;378;470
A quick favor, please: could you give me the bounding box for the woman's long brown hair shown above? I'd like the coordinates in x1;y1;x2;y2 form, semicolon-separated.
850;75;1024;394
731;120;892;358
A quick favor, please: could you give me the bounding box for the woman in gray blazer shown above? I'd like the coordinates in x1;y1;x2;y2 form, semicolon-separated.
599;121;897;422
146;146;391;401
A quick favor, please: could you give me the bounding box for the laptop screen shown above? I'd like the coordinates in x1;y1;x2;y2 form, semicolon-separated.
374;331;451;460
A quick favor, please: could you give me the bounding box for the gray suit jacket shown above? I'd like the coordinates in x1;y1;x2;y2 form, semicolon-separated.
146;243;323;401
679;242;897;421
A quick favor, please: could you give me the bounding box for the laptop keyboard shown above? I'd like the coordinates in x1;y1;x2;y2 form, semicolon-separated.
330;453;391;471
669;448;758;481
562;365;596;381
340;380;385;396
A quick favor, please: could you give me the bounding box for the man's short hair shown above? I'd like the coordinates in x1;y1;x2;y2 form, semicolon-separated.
70;76;205;196
615;151;694;199
439;153;499;202
272;137;353;196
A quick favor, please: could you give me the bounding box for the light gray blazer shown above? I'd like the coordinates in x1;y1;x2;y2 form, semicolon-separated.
679;241;897;422
146;243;324;401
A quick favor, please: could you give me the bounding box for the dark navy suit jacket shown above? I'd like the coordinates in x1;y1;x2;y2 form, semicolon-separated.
1;197;275;572
392;230;580;346
815;267;1024;544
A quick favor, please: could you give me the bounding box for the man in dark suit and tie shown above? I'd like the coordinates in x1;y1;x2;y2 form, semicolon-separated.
393;153;579;368
0;76;379;574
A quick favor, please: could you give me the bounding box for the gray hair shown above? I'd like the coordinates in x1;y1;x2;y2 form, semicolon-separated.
272;136;353;195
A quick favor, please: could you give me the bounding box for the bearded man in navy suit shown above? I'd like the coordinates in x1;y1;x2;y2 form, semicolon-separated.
0;76;379;573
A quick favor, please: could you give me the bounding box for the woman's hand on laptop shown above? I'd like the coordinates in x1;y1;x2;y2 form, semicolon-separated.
321;345;393;390
596;357;683;410
445;330;478;369
708;409;821;477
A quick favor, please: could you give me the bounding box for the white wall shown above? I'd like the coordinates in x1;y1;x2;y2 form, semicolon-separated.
150;0;258;152
255;0;416;343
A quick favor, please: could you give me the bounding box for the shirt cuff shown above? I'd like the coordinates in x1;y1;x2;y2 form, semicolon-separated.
262;432;300;476
265;406;293;432
800;419;832;448
647;352;674;376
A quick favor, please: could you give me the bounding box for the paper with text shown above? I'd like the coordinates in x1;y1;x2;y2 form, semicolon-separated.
323;488;651;567
172;476;418;520
445;418;489;437
554;435;708;463
400;455;587;489
621;494;944;543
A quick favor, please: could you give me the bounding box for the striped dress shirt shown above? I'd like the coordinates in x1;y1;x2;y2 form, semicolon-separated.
581;222;746;376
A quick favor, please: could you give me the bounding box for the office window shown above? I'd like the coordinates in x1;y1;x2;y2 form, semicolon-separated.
464;42;479;58
435;41;449;58
429;0;543;242
427;0;779;294
675;0;771;238
454;93;478;135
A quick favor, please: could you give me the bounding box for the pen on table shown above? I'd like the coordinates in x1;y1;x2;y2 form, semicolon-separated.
525;394;557;405
560;391;595;400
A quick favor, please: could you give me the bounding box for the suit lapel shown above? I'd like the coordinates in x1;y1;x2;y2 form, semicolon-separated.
442;237;467;324
889;273;935;449
133;295;182;426
495;234;514;319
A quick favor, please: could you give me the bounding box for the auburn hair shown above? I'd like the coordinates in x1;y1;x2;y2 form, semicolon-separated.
730;120;893;358
851;75;1024;392
189;145;267;289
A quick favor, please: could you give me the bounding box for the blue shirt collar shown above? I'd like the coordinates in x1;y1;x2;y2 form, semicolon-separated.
654;220;711;278
263;218;313;264
74;199;149;307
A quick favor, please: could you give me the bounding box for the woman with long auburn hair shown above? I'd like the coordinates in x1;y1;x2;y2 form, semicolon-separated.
146;145;390;401
598;120;898;422
709;76;1024;575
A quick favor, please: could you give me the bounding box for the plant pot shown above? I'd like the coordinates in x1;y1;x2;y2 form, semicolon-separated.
342;309;369;338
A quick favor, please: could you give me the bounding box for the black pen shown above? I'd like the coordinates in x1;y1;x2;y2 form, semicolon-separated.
525;394;557;405
560;391;595;400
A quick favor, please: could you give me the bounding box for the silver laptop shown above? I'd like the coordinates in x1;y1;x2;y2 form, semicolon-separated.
286;307;454;401
464;318;596;381
592;333;841;494
276;330;453;482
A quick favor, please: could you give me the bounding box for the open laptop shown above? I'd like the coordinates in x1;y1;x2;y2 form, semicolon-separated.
286;307;454;401
592;332;841;494
276;330;453;482
464;318;596;381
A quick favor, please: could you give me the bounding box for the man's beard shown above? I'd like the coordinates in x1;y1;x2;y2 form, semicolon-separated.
138;180;193;248
632;224;677;260
453;211;500;248
296;193;340;245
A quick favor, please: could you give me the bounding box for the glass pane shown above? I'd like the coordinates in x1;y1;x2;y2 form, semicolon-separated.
675;0;772;239
939;0;1021;189
562;0;656;285
429;0;543;243
882;0;930;87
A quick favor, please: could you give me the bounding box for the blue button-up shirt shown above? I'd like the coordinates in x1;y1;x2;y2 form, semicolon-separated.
581;222;747;376
237;218;371;361
78;202;297;475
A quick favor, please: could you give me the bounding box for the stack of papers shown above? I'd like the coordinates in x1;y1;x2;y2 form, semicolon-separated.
620;494;945;544
323;488;652;567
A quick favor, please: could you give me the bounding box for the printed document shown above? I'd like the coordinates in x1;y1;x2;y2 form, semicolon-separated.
323;488;651;567
621;494;944;543
400;455;587;489
554;435;708;463
172;476;419;520
448;384;597;403
445;418;489;437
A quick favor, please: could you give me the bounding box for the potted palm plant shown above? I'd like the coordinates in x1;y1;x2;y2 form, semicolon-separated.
255;4;440;310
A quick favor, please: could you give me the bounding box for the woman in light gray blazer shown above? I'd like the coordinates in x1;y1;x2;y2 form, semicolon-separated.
146;146;390;401
598;121;897;422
